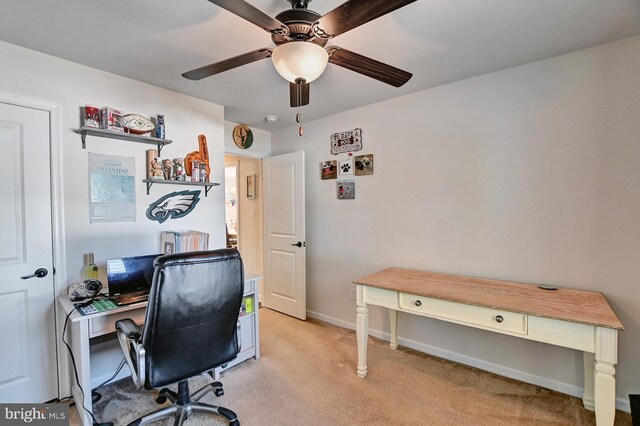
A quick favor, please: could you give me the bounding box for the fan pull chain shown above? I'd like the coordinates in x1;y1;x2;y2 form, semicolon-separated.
296;111;303;137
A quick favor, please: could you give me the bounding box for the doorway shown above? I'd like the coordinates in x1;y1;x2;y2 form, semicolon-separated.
224;154;264;298
225;162;239;250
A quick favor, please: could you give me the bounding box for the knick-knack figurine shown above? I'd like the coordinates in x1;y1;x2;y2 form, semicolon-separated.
162;158;174;180
173;158;185;181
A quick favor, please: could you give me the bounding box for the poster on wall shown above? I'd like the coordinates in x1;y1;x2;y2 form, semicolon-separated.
88;153;136;222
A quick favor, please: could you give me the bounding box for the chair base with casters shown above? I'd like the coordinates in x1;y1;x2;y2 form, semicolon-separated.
127;380;239;426
117;318;240;426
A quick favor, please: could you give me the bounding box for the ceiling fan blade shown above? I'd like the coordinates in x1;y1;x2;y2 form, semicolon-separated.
182;48;273;80
290;81;310;107
207;0;287;34
314;0;417;39
327;47;412;87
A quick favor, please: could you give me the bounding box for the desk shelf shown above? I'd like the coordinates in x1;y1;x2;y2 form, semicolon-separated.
143;179;220;197
77;126;173;155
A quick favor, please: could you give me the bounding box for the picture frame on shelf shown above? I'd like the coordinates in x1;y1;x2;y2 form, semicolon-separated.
247;174;257;199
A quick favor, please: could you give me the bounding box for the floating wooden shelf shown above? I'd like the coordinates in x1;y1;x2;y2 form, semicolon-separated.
143;179;220;197
77;126;173;154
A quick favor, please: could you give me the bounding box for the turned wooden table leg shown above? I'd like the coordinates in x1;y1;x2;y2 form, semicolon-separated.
356;285;369;378
583;351;595;411
594;328;618;426
389;309;398;350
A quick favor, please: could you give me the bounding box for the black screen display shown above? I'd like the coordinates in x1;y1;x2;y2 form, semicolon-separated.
106;254;160;295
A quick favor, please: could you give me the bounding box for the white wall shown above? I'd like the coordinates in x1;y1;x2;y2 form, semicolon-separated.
0;41;227;382
272;35;640;408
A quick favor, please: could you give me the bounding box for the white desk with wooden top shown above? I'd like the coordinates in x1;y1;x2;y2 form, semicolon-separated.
353;268;623;426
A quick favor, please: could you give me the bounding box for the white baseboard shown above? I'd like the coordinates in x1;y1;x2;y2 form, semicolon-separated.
307;309;631;413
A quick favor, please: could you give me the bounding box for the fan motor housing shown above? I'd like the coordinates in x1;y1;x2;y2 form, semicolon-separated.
272;8;327;47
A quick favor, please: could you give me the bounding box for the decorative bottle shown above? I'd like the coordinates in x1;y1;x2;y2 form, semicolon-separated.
83;252;99;280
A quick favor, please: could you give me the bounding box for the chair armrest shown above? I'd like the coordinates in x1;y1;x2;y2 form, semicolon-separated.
236;320;242;353
115;319;141;340
115;318;145;389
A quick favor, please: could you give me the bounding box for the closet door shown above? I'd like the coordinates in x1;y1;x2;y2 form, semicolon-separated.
0;102;57;402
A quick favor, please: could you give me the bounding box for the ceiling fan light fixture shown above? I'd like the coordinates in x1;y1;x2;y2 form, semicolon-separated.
272;41;329;83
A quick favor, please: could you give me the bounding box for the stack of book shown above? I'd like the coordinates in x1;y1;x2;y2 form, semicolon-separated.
160;231;209;254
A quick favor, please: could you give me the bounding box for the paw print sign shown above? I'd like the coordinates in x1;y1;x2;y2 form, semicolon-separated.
339;158;353;176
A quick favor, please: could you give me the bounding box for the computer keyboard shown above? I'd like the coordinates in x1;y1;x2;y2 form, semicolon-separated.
111;290;149;306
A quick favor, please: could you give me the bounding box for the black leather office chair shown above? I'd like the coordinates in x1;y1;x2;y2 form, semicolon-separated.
115;249;244;426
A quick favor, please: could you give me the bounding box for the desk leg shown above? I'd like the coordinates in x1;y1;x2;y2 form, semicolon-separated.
356;285;368;378
583;352;595;411
594;328;618;426
389;309;398;350
69;320;93;426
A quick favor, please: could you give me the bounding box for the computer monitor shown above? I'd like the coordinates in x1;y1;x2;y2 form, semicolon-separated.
106;254;160;296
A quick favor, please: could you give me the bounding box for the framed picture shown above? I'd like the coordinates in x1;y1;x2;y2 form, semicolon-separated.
338;158;353;176
247;174;256;199
354;154;374;176
337;180;355;200
320;160;337;180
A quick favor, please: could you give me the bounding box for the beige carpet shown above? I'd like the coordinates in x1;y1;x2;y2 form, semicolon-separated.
72;308;631;425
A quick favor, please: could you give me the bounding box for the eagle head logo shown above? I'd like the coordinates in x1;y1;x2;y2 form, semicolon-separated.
146;190;201;223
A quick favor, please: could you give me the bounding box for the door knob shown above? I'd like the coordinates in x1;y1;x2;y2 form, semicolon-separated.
291;242;303;247
21;267;49;280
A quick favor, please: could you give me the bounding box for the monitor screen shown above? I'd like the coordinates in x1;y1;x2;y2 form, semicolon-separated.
106;254;161;295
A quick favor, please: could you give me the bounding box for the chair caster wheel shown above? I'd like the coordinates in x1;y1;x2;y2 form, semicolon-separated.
214;388;224;397
155;395;167;404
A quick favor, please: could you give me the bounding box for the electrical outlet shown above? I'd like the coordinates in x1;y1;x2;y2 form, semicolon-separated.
351;286;357;300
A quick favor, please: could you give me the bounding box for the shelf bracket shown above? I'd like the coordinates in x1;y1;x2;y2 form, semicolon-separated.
157;142;165;156
145;181;153;195
204;185;212;197
80;131;87;149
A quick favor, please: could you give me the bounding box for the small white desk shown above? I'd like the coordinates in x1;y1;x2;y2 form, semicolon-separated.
353;268;623;426
59;273;261;426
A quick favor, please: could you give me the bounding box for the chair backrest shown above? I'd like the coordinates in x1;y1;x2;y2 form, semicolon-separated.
142;249;244;388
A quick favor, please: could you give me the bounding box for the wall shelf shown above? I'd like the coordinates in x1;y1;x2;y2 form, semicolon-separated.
77;126;173;155
143;179;220;197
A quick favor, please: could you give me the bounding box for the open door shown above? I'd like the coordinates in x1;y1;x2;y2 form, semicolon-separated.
262;151;306;320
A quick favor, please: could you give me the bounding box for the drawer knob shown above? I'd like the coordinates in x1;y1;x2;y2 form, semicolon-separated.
495;315;504;323
414;300;422;307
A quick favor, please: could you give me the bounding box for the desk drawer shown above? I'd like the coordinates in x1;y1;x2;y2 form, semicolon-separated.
399;294;527;336
363;286;398;309
89;308;146;338
527;315;595;352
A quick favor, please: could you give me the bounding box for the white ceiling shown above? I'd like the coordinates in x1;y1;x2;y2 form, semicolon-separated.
1;0;640;131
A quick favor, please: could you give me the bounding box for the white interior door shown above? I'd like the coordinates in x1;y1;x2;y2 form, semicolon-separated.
0;102;57;402
262;151;306;320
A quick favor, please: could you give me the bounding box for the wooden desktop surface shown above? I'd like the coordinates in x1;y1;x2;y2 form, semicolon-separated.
354;268;623;330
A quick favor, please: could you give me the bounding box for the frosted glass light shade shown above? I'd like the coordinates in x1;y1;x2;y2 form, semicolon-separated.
272;42;329;83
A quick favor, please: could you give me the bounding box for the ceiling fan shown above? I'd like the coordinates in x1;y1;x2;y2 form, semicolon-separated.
182;0;416;108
